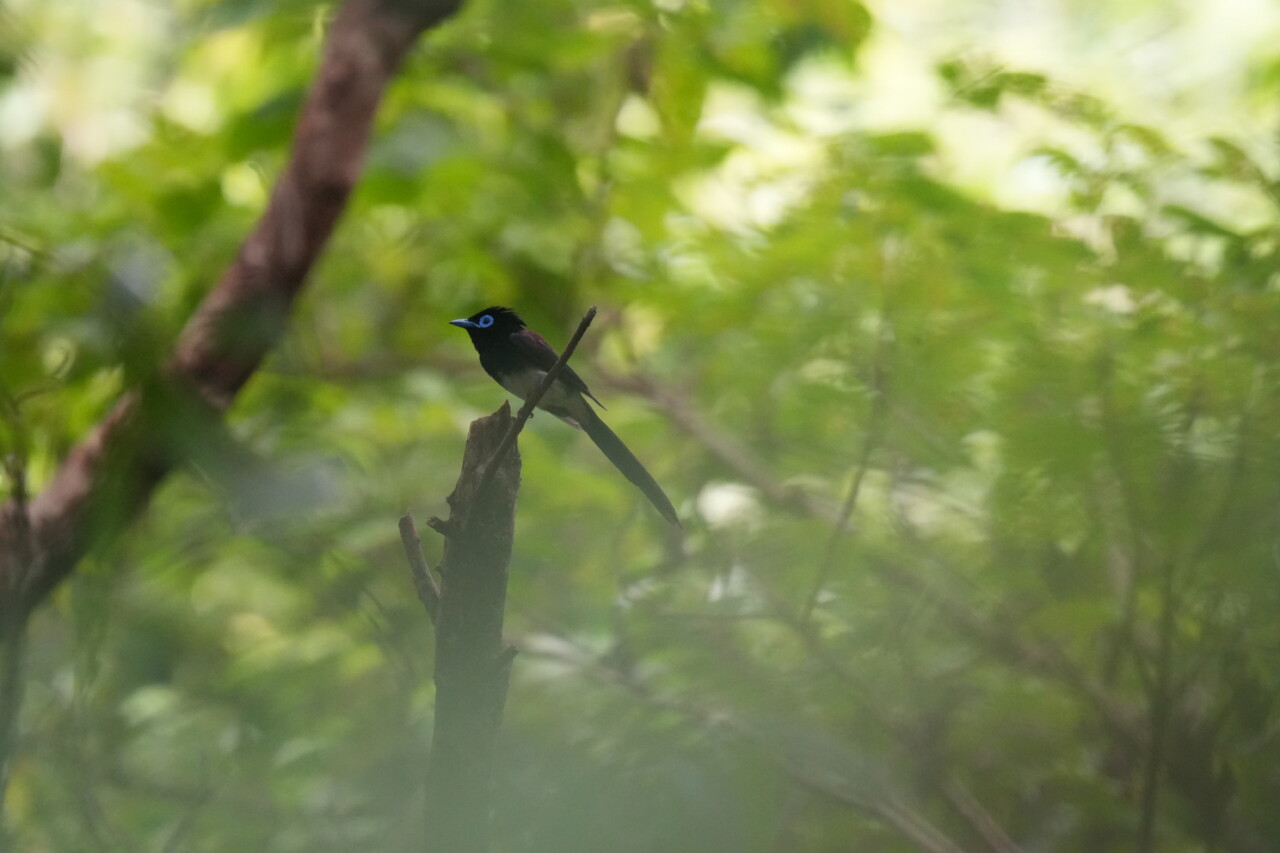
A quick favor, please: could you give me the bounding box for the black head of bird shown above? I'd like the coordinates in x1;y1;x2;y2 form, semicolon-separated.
450;306;680;526
449;306;525;338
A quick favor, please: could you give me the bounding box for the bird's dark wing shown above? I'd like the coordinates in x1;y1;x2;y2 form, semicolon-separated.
509;329;604;408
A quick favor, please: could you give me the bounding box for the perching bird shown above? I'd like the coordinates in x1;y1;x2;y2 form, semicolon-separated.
450;307;680;526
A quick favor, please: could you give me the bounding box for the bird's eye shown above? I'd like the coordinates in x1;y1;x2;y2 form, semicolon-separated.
478;314;494;328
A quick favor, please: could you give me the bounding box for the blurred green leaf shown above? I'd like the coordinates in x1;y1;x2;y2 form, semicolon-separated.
3;0;1280;850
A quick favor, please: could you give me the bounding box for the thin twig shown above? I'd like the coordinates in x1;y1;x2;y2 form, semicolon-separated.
521;637;965;853
802;348;889;619
1137;554;1180;853
605;373;837;522
802;462;871;616
398;512;440;622
161;783;215;853
870;547;1141;745
941;777;1023;853
473;306;598;498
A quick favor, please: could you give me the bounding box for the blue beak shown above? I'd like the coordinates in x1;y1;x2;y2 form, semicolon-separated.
450;318;477;329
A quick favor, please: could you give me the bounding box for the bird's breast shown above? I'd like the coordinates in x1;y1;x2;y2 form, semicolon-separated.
496;367;587;423
496;367;545;402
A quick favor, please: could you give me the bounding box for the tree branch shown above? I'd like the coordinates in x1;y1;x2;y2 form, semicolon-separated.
1137;555;1180;853
802;332;891;619
0;0;467;820
940;777;1022;853
399;512;441;622
605;372;838;522
869;549;1142;746
1;0;465;617
522;637;967;853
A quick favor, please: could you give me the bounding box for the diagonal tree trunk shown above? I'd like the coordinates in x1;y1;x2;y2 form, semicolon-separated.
0;0;466;818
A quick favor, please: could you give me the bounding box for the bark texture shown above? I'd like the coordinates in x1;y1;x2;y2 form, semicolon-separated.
423;405;522;853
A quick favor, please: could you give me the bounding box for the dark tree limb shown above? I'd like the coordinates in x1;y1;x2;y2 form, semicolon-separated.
420;406;522;853
0;614;25;833
399;513;441;622
0;0;466;817
8;0;463;616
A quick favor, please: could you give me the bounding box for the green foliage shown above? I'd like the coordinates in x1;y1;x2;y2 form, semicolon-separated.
3;0;1280;850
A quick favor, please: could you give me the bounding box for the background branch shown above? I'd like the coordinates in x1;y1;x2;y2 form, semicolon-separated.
0;0;466;819
604;372;837;522
802;332;891;619
2;0;464;619
521;637;968;853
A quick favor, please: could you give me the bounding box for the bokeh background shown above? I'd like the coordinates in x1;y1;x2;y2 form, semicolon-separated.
3;0;1280;849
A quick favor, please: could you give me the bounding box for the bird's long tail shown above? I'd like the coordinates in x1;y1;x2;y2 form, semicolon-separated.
577;405;680;526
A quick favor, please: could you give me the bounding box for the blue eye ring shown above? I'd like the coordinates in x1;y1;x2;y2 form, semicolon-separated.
477;314;494;328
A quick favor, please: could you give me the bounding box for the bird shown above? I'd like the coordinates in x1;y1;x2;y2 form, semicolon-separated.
450;307;680;526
